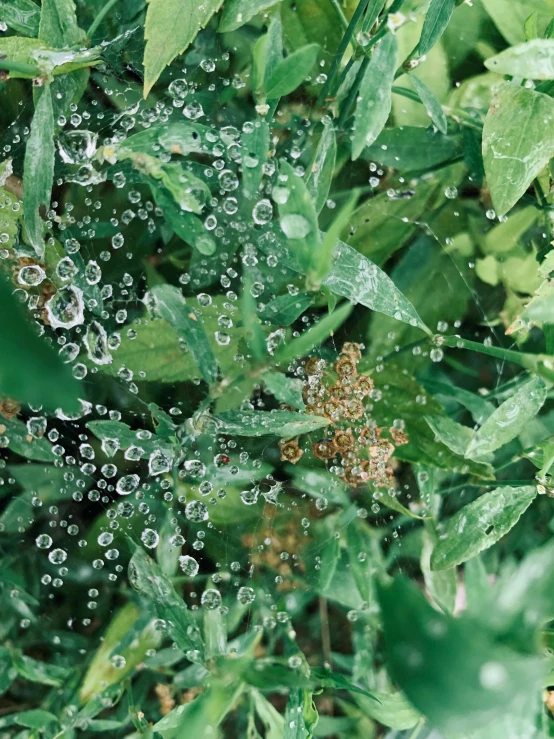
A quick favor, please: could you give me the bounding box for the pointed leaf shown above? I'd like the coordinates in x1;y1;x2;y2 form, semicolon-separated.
265;43;319;99
485;39;554;80
151;284;218;384
352;31;397;160
215;409;331;438
431;485;537;570
465;376;546;458
23;84;55;257
143;0;223;97
418;0;456;56
409;73;447;133
483;82;554;216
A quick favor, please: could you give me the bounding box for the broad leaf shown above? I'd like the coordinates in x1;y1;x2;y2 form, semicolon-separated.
352;31;397;160
485;39;554;80
259;292;313;325
0;274;81;412
265;43;319;99
465;376;546;458
38;0;85;47
431;485;537;570
143;0;224;97
379;577;544;735
219;0;281;32
151;284;218;384
482;82;554;216
0;0;40;36
128;547;204;655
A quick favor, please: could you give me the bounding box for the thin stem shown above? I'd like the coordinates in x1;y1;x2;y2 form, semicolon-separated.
409;718;426;739
319;597;333;668
329;0;350;31
87;0;119;39
441;334;540;371
316;0;371;106
0;59;40;77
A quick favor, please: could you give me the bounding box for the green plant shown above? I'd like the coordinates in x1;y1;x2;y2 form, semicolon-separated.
2;0;554;737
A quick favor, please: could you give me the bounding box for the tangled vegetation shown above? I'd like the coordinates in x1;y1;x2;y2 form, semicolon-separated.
3;0;554;737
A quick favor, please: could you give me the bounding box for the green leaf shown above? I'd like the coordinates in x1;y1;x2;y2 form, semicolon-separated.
259;291;313;325
481;0;554;46
13;709;58;730
23;84;55;258
324;240;429;331
151;284;218;384
465;376;547;458
252;690;285;738
485;39;554;80
252;12;283;100
0;275;81;413
273;300;353;364
352;31;397;160
13;653;70;687
318;535;339;591
0;417;55;462
95;319;197;383
143;0;224;97
277;159;322;275
351;691;421;731
378;577;544;735
430;485;537;571
265;43;319;99
153;682;243;739
215;409;331;438
482;82;554;216
305;124;336;213
347;523;373;602
425;414;474;457
242;120;269;199
128;547;204;656
219;0;281;32
418;0;456;56
0;0;40;36
284;689;318;739
86;420;174;459
263;371;305;409
364;126;460;170
80;603;162;703
38;0;85;47
421;525;457;614
409;74;448;134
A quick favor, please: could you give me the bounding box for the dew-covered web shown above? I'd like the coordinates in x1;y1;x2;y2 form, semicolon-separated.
0;1;548;732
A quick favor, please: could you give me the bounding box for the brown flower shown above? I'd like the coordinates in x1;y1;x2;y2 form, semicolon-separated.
313;439;336;460
343;398;364;420
280;439;303;464
389;426;408;446
334;356;357;380
354;375;374;397
340;342;362;361
0;398;20;420
322;397;343;421
305;357;326;377
329;382;349;402
333;428;354;452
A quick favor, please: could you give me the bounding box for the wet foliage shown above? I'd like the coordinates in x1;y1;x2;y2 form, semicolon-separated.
2;0;554;737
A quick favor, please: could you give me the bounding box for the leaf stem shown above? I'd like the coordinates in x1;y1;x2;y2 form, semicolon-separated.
0;59;40;77
440;335;540;371
87;0;119;39
316;0;371;106
329;0;350;31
